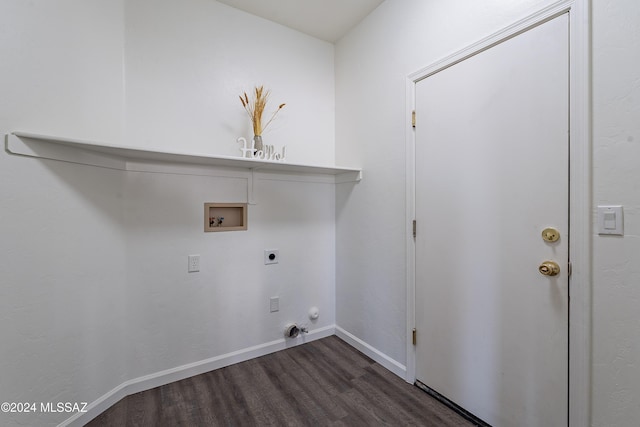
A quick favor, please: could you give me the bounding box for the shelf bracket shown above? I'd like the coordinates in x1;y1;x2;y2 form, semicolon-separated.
6;133;127;170
335;169;363;183
248;168;257;205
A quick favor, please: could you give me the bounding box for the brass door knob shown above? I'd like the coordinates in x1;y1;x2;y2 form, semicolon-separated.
539;261;560;277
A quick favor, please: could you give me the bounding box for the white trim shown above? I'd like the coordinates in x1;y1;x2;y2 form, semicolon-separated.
59;325;336;427
125;162;361;185
335;326;407;379
407;2;574;83
567;0;592;425
405;74;417;384
405;1;591;426
254;170;341;185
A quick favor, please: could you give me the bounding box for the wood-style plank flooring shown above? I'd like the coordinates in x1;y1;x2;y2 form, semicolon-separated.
87;336;473;426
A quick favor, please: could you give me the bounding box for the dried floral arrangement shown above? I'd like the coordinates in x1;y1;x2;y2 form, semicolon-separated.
239;86;285;137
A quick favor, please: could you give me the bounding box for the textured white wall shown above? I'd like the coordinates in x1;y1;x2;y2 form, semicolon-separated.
0;1;336;426
122;0;337;382
123;170;336;380
124;0;335;165
0;0;125;141
591;0;640;425
0;1;127;426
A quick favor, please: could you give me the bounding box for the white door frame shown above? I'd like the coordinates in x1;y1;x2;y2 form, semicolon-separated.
404;1;591;425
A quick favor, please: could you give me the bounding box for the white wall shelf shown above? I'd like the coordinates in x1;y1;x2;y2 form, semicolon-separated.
5;132;362;183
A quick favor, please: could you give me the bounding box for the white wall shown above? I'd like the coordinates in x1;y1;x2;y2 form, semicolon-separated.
124;0;335;165
121;0;337;384
0;0;125;141
123;168;337;381
591;0;640;425
0;1;127;426
0;1;337;426
336;0;640;425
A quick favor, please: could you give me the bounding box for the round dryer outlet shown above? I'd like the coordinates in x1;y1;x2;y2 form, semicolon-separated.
284;323;300;339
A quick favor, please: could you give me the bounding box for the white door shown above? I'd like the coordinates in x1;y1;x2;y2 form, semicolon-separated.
415;14;569;427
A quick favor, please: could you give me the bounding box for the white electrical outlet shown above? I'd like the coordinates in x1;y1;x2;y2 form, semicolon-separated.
188;255;200;273
270;296;279;312
264;249;279;265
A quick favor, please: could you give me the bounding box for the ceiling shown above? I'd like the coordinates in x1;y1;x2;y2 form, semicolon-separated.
216;0;385;43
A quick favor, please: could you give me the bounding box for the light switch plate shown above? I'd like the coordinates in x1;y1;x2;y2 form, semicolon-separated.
597;205;623;235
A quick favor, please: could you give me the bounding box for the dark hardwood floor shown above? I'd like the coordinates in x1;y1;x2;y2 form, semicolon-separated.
87;336;473;426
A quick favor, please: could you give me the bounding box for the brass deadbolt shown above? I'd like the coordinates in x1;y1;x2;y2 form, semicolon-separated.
539;261;560;277
541;227;560;243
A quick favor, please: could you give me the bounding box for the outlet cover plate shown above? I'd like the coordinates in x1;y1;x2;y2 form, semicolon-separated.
188;254;200;272
264;249;279;265
270;296;279;312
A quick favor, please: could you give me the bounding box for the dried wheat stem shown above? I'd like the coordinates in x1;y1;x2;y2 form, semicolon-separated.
239;85;284;136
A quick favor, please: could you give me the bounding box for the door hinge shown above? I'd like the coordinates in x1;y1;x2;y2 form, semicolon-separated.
412;220;417;238
568;261;572;278
411;110;416;128
412;328;417;345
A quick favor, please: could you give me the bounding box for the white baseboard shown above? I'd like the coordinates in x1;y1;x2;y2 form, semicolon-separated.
59;325;336;427
335;325;407;380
